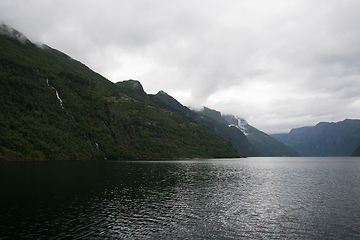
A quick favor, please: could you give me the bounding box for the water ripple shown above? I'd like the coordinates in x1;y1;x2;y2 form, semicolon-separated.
1;158;360;239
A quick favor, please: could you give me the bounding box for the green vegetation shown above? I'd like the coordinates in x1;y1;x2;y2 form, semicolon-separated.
242;124;301;157
107;94;241;159
153;91;299;157
0;25;242;160
196;108;256;156
153;91;255;156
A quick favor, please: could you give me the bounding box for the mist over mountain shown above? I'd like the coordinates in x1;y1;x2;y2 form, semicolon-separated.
0;24;242;160
154;91;300;157
271;119;360;157
0;23;28;43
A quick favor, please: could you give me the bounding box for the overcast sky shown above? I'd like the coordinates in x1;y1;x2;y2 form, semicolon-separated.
2;0;360;133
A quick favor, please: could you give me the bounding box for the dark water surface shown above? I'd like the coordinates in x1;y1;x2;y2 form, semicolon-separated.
1;157;360;239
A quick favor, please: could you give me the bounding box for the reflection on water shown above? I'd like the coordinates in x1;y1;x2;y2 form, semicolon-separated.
1;158;360;239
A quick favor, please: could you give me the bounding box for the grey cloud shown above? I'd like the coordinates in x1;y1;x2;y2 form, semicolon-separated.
1;0;360;133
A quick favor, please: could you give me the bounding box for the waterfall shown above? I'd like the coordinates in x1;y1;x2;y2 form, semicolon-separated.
55;90;63;108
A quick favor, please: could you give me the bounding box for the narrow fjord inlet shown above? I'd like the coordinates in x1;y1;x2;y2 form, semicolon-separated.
1;158;360;239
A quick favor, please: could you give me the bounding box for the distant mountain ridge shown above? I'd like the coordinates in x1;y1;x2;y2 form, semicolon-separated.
154;91;300;157
222;114;301;157
271;119;360;156
195;107;256;156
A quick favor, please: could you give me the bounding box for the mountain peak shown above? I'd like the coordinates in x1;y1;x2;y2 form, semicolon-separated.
115;79;147;97
201;107;223;121
0;24;29;43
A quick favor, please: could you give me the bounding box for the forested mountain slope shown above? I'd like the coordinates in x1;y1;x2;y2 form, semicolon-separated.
222;115;301;157
0;24;242;160
154;91;300;157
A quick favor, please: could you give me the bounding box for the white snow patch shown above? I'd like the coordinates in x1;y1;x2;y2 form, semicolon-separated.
228;118;249;135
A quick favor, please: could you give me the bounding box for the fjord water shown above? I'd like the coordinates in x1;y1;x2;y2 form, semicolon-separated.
1;158;360;239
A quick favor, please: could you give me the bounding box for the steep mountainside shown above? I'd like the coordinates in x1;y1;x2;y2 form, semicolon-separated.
153;91;255;156
222;115;301;157
115;79;148;97
154;91;300;157
0;24;242;160
351;145;360;156
153;90;202;121
196;107;257;156
271;119;360;156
